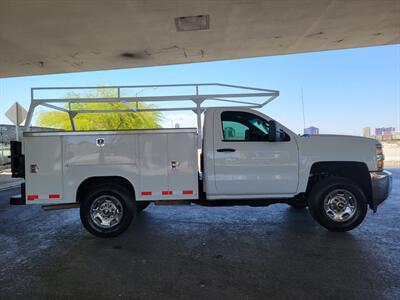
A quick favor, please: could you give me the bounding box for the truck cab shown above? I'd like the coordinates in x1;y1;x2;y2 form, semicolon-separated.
204;107;391;210
203;108;299;199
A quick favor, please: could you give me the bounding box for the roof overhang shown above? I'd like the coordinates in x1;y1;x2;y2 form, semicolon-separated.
0;0;399;78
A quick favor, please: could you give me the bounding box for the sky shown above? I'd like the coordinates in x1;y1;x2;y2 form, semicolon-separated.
0;44;399;135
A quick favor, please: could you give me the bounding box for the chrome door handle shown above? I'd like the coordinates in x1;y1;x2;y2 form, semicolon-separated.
216;148;236;152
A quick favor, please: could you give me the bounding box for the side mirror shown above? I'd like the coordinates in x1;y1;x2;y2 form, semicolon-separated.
268;120;278;142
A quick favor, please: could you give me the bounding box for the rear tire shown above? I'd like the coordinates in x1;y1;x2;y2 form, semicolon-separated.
137;202;150;213
308;177;367;232
80;184;136;238
288;199;308;209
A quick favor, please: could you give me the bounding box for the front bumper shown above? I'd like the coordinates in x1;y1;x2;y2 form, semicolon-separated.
370;170;392;211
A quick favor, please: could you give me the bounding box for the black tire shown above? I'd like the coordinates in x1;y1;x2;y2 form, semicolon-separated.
137;202;151;213
80;184;136;238
288;199;308;209
308;177;368;232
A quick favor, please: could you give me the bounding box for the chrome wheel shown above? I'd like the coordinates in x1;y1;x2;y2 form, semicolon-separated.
323;189;357;223
90;195;124;229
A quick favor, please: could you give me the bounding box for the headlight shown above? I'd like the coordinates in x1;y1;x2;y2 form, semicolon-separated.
376;144;384;171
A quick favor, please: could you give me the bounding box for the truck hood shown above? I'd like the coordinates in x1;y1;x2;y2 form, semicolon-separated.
296;134;378;171
299;134;378;144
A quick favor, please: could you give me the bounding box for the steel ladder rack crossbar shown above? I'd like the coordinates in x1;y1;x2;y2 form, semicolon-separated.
24;83;280;148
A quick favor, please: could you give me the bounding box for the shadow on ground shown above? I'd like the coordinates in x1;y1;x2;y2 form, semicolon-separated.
0;169;399;299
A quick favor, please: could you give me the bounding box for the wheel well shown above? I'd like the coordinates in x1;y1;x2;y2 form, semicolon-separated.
76;176;135;203
307;162;372;207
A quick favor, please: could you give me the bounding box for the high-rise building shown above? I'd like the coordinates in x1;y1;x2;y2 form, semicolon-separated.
304;126;319;135
363;127;371;137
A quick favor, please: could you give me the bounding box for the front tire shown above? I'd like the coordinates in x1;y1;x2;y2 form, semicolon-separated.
80;184;136;238
308;177;367;232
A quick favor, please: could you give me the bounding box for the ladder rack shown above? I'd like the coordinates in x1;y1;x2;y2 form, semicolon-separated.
24;83;280;148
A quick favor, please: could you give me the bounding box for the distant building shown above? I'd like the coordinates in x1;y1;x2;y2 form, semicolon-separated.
375;127;395;136
363;127;371;137
0;125;17;144
0;124;56;143
304;126;319;135
375;127;396;140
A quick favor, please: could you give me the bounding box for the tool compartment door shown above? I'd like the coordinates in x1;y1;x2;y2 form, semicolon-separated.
167;132;198;199
24;136;63;204
138;133;169;200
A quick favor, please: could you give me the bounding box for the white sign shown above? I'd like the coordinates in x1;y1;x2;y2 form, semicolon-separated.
5;102;27;125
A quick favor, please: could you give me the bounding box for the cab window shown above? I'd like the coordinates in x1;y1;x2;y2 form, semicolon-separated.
221;111;289;142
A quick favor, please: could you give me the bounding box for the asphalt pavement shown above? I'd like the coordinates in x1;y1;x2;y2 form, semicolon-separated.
0;169;399;299
0;168;22;191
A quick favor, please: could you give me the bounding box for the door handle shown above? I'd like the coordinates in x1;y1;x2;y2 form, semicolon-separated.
217;148;236;152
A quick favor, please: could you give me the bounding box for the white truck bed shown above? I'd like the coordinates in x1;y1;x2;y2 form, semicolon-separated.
23;128;199;204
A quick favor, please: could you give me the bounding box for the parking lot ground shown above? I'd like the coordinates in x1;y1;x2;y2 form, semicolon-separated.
0;168;23;191
0;169;399;300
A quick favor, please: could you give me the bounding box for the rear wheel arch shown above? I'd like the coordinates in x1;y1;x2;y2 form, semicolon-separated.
306;161;372;209
76;176;136;203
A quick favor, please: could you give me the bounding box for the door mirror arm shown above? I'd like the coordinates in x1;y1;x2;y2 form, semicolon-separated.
268;120;278;142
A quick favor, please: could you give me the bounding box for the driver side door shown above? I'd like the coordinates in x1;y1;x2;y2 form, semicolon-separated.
213;110;298;197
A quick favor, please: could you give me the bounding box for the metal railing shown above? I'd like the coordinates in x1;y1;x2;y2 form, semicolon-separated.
24;83;280;148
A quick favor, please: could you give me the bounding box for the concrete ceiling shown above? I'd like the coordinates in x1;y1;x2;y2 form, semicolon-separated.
0;0;399;78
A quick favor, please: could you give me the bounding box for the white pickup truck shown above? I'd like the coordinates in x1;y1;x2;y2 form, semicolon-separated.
10;84;392;237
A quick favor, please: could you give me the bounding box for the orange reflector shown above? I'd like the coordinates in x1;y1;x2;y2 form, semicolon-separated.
27;195;38;201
